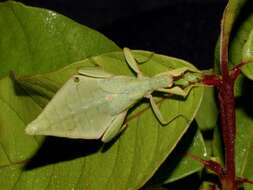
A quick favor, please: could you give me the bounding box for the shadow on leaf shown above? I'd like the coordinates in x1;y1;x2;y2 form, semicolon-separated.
236;76;253;117
231;0;253;42
147;121;198;185
24;136;103;170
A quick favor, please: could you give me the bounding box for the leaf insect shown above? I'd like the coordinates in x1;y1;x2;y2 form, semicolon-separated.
25;48;200;143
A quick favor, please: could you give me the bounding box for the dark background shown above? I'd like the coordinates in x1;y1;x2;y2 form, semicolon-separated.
16;0;227;69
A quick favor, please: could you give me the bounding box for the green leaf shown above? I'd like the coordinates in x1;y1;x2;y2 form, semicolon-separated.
148;125;207;184
212;125;224;166
228;1;253;79
233;73;253;189
0;1;204;189
242;30;253;63
241;29;253;79
235;108;253;190
215;0;248;74
1;50;204;190
221;0;247;40
214;0;248;73
0;1;119;77
195;86;218;131
214;1;253;94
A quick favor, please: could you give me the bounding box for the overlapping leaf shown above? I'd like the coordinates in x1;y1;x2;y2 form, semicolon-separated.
214;0;248;75
148;126;207;184
0;1;119;77
235;109;253;190
12;51;205;190
195;86;218;131
228;1;253;80
0;1;206;189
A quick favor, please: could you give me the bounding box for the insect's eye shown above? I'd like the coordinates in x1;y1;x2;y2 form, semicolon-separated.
74;76;80;83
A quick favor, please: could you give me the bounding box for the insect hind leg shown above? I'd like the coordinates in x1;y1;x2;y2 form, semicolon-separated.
123;48;144;78
101;111;128;143
147;94;189;125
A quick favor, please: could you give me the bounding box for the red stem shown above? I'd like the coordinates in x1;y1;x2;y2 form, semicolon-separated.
201;2;251;189
218;77;236;190
202;62;251;190
218;13;236;188
202;43;241;190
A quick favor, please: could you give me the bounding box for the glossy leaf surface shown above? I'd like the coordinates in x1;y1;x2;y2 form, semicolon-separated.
0;1;118;77
149;126;207;184
0;1;205;190
229;1;253;80
195;86;218;131
235;109;253;190
1;50;205;190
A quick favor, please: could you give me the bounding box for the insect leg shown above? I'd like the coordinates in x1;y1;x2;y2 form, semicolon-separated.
157;67;200;78
123;47;143;78
147;94;189;125
101;111;128;143
78;67;113;78
157;87;188;97
158;84;199;97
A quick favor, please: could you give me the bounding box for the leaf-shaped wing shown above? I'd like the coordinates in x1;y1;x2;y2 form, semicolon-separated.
25;74;117;139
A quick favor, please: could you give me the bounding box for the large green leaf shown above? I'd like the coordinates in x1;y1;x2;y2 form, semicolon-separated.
148;125;207;184
240;28;253;80
241;30;253;72
214;1;253;95
214;0;248;74
212;124;224;166
233;69;253;189
0;1;119;77
195;86;218;131
228;1;253;79
0;50;204;190
0;1;205;189
221;0;247;42
235;108;253;190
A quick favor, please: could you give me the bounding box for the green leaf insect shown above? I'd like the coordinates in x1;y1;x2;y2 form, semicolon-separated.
25;48;201;143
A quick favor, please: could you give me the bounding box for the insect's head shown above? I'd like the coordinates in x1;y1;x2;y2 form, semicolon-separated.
174;72;202;88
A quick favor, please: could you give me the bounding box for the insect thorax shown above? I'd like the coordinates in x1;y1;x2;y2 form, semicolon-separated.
99;75;172;115
149;75;173;90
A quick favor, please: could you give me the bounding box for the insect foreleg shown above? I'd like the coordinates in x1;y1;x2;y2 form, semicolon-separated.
157;67;200;78
158;83;200;98
157;87;188;97
123;48;143;78
147;95;189;125
78;67;113;78
101;111;128;143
